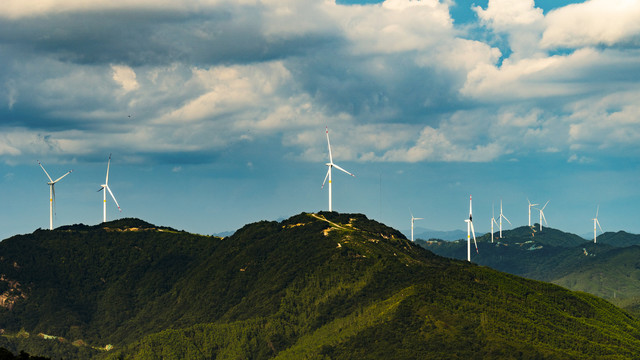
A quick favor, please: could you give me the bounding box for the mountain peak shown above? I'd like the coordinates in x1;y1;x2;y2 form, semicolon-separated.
55;217;180;233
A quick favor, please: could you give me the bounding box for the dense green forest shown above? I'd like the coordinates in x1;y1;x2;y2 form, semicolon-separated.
0;215;639;358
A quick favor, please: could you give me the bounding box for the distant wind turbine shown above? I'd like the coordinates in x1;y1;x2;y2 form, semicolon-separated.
527;198;538;227
321;127;355;212
499;199;511;238
490;203;499;243
464;195;478;262
38;161;73;230
410;211;423;242
98;154;121;222
593;205;603;243
536;200;549;231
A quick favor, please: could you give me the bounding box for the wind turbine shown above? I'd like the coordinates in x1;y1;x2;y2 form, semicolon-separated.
499;199;511;238
490;203;499;243
593;205;603;243
410;211;423;242
321;127;355;212
536;200;549;231
98;154;121;222
464;195;478;262
527;198;538;227
38;161;73;230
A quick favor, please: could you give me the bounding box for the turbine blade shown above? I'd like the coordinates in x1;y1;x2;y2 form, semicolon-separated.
38;161;54;182
53;169;73;183
321;166;330;189
502;214;512;225
325;127;333;164
97;186;104;192
105;153;112;184
106;186;121;212
493;218;499;227
597;219;603;233
542;200;549;210
332;163;355;177
596;205;599;218
541;211;548;225
470;221;478;253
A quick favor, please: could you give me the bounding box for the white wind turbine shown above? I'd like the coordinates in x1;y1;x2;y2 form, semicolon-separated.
38;161;73;230
490;203;499;243
536;200;549;231
321;127;355;212
499;199;511;238
98;154;121;222
593;205;603;243
527;198;538;227
410;211;423;242
464;195;478;262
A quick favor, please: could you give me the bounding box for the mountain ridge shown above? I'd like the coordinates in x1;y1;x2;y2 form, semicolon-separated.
0;214;639;358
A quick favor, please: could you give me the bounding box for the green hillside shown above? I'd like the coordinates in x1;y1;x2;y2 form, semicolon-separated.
419;226;640;315
0;215;639;358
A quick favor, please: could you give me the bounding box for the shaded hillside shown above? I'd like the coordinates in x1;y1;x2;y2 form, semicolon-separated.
419;226;640;314
596;231;640;247
0;215;639;358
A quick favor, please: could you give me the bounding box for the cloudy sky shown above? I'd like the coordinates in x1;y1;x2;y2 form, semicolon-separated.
0;0;639;239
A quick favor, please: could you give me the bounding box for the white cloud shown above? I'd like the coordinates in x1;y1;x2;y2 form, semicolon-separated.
474;0;545;59
111;65;139;92
337;0;454;54
475;0;543;30
0;0;259;19
461;48;606;101
0;0;638;167
567;90;640;152
381;126;503;162
541;0;640;49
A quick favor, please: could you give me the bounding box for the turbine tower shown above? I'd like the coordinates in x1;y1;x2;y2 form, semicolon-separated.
410;211;423;242
536;200;549;231
321;127;355;212
490;203;499;243
98;154;121;222
464;195;478;262
593;205;603;243
527;198;538;227
38;161;73;230
499;199;511;238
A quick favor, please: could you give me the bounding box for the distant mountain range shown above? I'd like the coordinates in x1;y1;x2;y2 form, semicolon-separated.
403;227;484;241
417;224;640;315
0;216;639;358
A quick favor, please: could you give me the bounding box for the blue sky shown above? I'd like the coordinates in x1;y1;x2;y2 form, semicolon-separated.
0;0;639;239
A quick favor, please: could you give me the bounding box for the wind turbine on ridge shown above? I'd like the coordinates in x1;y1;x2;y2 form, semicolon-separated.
98;154;121;223
38;161;73;230
321;127;355;212
490;203;499;243
410;211;423;242
499;199;511;238
527;198;538;227
464;195;478;262
593;205;603;243
536;200;549;231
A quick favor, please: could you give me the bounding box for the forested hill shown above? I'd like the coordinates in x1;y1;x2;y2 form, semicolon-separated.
0;214;640;359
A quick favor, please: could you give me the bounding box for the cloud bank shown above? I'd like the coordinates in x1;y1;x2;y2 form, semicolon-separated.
0;0;638;166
